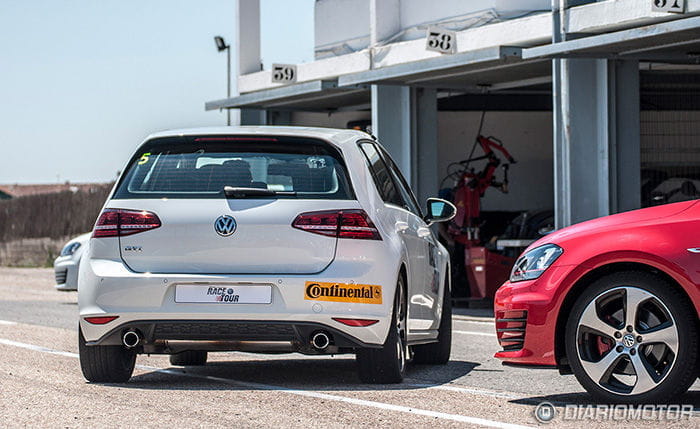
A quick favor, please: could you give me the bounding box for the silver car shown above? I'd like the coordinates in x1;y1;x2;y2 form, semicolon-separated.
54;233;90;291
78;127;456;384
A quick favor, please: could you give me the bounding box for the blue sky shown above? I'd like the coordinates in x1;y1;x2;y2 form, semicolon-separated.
0;0;314;184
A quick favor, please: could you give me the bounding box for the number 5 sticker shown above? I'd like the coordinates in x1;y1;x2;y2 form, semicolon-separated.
138;153;151;165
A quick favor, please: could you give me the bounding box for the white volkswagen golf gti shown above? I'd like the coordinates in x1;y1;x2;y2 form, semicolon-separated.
78;127;455;384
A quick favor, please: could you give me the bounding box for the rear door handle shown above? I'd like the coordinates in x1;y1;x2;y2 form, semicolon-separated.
395;221;409;233
417;227;432;238
688;248;700;253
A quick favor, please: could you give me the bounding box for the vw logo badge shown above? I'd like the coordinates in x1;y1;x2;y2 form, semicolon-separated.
622;334;636;348
214;215;237;237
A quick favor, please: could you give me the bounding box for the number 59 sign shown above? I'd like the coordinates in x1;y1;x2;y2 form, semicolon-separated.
272;64;297;84
426;27;457;55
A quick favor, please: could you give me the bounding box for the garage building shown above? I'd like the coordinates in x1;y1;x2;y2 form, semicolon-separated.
206;0;700;231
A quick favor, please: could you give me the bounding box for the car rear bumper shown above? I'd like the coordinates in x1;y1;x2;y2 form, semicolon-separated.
492;266;572;367
78;256;398;348
84;319;379;355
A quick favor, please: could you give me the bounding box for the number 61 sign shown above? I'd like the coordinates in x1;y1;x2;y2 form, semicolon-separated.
652;0;685;13
426;26;457;55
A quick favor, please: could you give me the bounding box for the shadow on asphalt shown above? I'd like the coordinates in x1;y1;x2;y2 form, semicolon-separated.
510;390;700;409
119;357;480;391
452;306;494;319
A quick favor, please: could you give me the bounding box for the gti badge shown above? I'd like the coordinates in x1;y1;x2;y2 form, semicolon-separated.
214;215;237;237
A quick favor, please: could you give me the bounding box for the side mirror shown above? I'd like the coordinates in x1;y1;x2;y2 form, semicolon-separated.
424;198;456;225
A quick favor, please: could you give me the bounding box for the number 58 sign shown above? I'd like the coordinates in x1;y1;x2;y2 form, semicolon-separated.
426;26;456;54
652;0;685;13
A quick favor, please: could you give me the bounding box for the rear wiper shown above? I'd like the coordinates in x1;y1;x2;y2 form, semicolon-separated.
224;186;297;198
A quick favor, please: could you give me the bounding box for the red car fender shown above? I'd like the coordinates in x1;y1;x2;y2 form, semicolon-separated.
574;250;700;317
496;200;700;368
545;250;700;367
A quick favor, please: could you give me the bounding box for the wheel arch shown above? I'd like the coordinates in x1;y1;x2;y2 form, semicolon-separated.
398;263;408;298
554;261;698;373
445;260;452;295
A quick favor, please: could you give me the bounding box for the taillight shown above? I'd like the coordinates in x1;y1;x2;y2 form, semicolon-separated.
93;209;161;238
292;209;381;240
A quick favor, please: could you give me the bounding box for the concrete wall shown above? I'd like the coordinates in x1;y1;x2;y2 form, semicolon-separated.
290;110;370;129
314;0;551;58
315;0;370;58
399;0;550;38
438;111;553;212
290;109;554;212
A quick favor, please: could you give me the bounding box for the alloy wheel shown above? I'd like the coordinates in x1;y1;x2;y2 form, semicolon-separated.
395;283;407;374
575;286;679;395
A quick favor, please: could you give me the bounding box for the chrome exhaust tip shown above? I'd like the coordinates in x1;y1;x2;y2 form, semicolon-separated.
122;330;141;348
310;331;330;350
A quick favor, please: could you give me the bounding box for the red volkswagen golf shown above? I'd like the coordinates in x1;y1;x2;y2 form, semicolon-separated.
494;200;699;403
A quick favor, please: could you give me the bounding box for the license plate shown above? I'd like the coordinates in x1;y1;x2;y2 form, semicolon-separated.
175;284;272;304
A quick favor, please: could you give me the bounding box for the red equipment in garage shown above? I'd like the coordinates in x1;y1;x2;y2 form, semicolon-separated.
447;135;517;300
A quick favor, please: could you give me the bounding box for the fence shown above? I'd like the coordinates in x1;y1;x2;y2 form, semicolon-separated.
0;185;112;266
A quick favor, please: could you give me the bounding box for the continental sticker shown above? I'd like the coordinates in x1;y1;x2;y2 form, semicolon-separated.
304;281;382;304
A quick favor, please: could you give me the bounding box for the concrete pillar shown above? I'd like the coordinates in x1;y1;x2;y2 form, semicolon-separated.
369;0;438;204
565;58;609;224
610;60;641;213
371;85;412;180
371;85;439;204
267;110;292;126
413;88;439;204
234;0;261;125
553;58;640;228
240;109;266;125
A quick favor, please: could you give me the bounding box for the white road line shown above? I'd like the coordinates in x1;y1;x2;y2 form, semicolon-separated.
454;330;497;337
405;382;520;400
0;320;18;325
147;367;533;429
0;337;533;429
0;338;78;359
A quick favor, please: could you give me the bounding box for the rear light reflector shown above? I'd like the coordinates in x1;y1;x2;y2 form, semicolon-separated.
93;209;161;238
332;318;379;327
292;209;381;240
84;316;119;325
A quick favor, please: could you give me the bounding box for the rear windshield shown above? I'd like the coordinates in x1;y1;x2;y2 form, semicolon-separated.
112;135;354;199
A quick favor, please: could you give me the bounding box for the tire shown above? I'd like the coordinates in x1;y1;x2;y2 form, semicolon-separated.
78;327;136;383
169;351;208;366
565;271;698;403
413;283;452;364
356;276;407;383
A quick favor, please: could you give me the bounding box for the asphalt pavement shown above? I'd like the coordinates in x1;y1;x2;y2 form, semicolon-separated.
0;268;697;428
